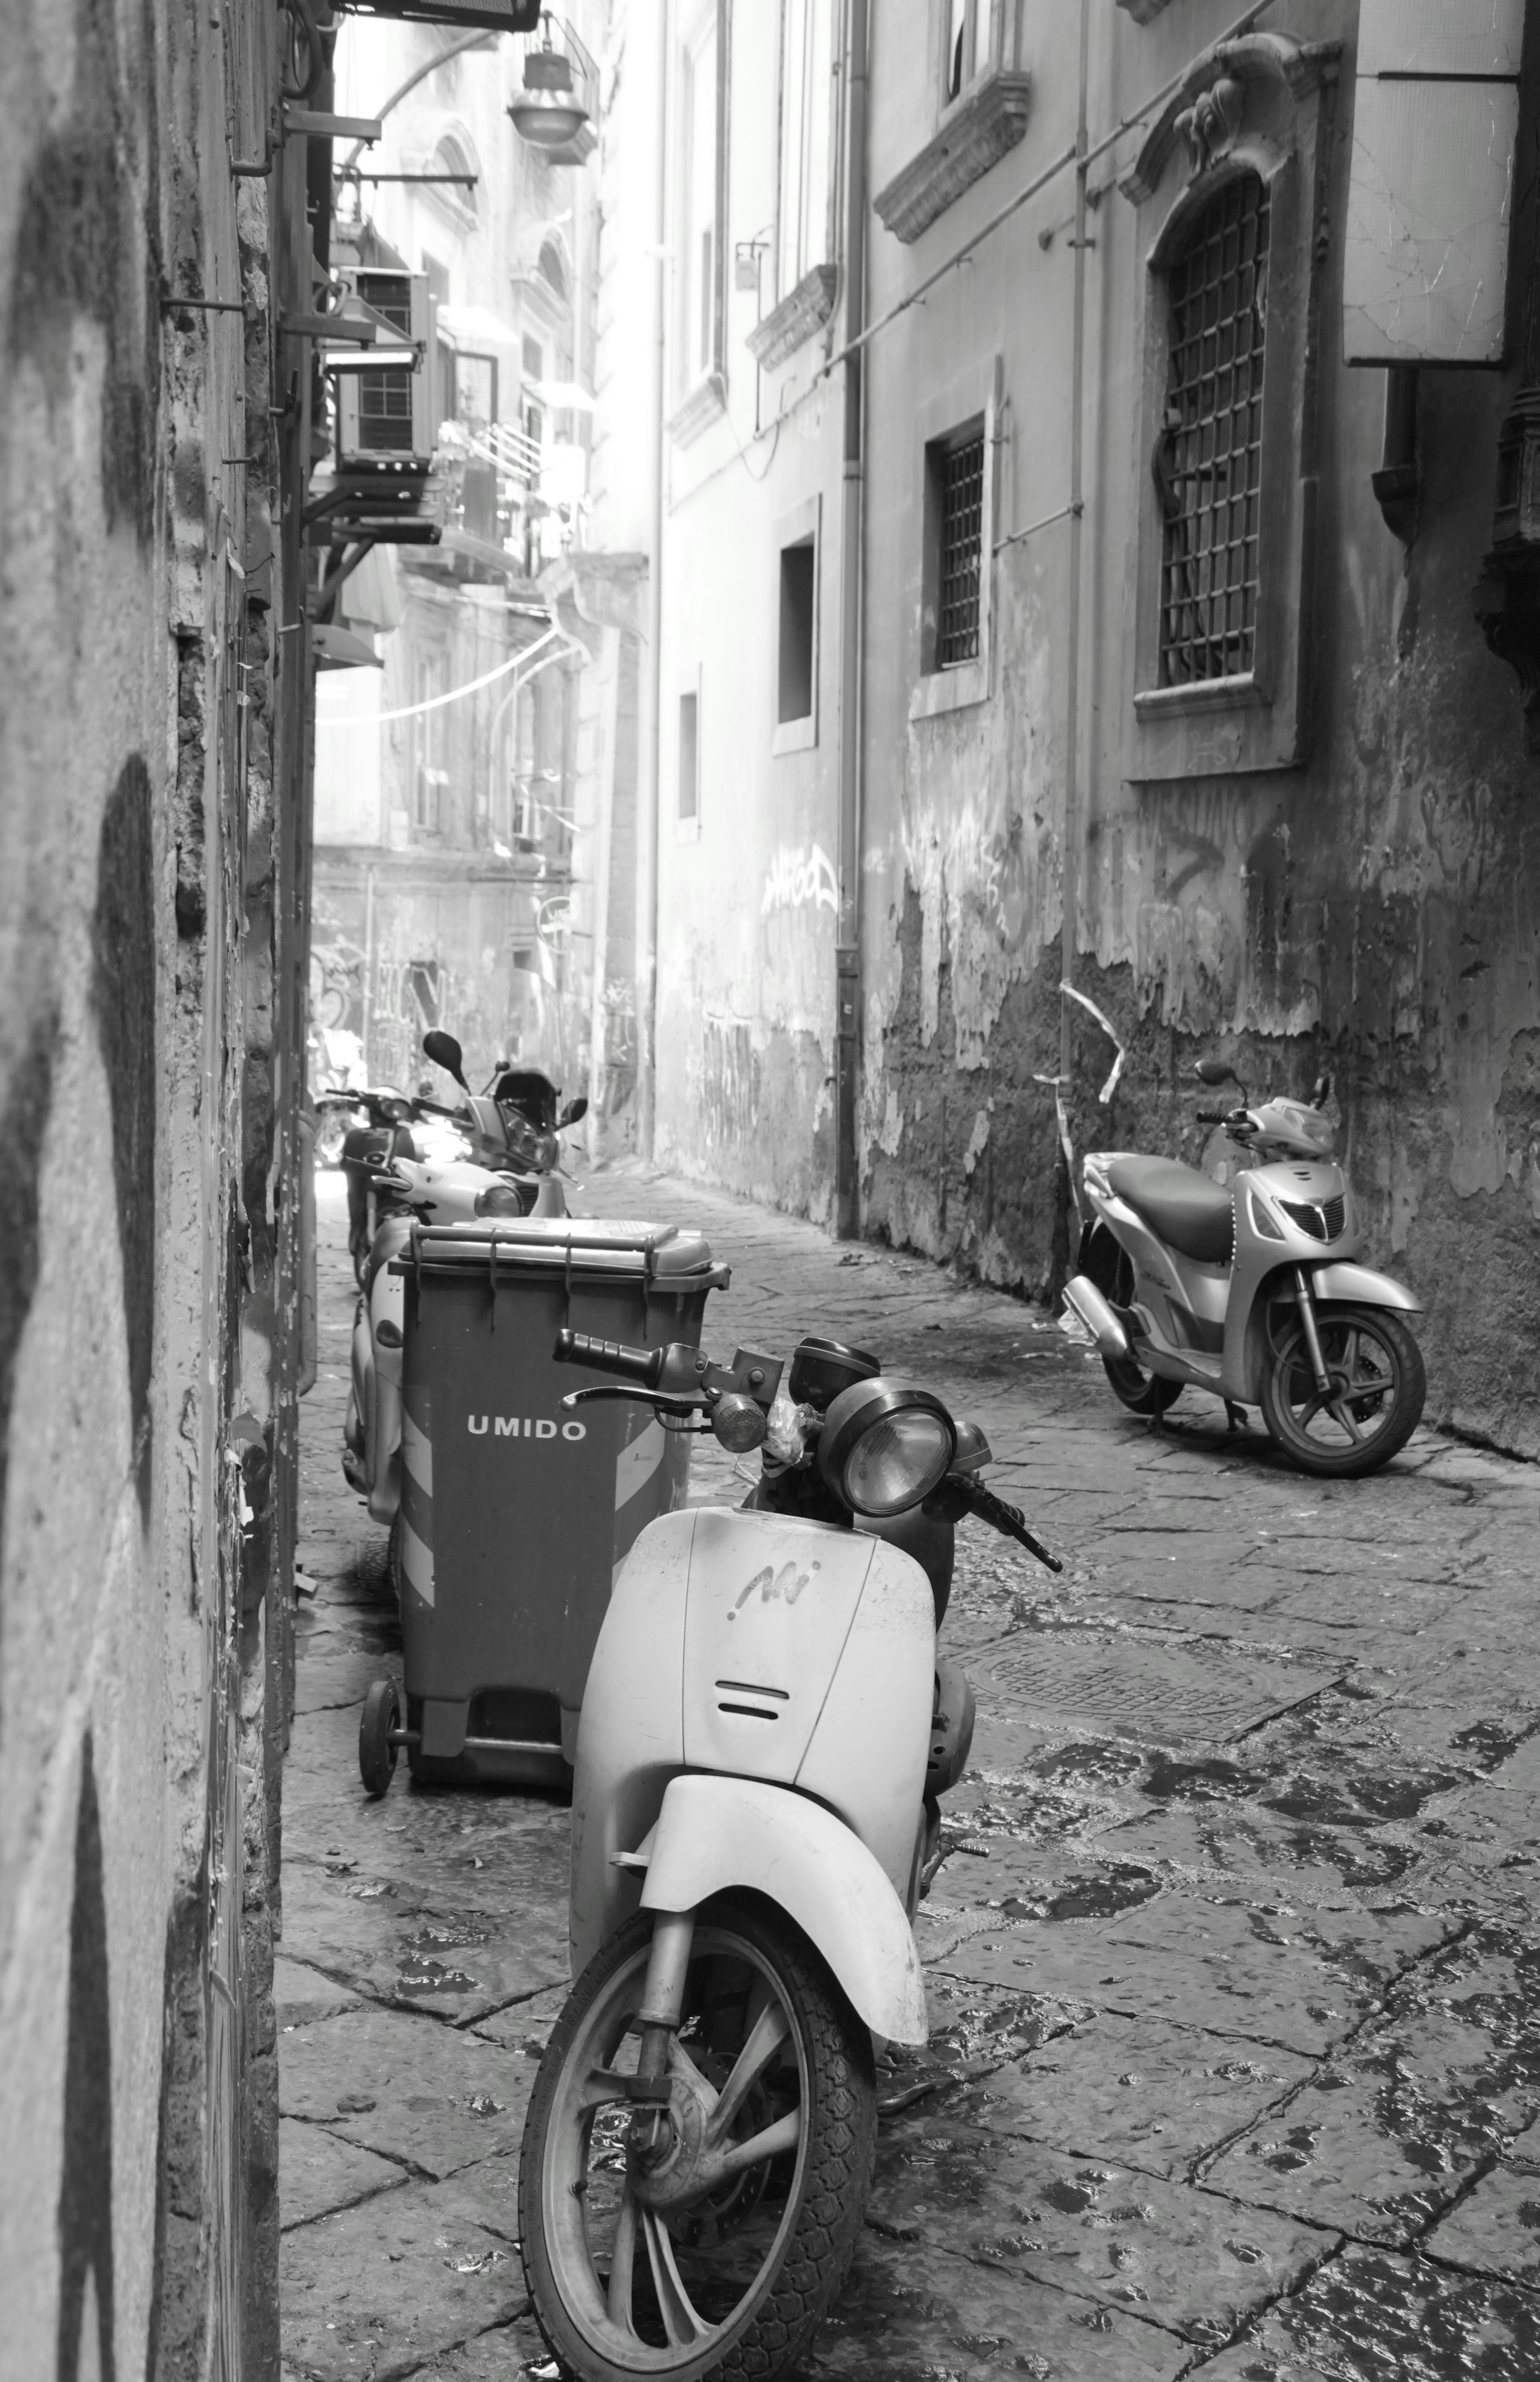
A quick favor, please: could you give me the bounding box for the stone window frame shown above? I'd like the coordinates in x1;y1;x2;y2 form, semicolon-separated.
772;494;821;757
675;664;703;842
1119;33;1340;782
668;0;733;450
872;2;1030;249
909;354;1002;723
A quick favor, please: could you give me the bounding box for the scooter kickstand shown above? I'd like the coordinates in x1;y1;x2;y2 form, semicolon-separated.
1225;1400;1248;1433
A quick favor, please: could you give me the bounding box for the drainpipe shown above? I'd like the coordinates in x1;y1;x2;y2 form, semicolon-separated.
834;0;869;1240
636;0;669;1162
1058;0;1090;1111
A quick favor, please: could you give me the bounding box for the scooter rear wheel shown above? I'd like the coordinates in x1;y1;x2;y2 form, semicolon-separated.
519;1899;875;2382
1102;1351;1183;1416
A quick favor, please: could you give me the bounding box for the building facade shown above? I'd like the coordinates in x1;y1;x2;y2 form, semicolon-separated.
634;0;1540;1457
314;14;606;1124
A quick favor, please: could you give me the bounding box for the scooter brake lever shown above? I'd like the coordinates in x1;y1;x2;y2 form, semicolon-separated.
559;1386;703;1415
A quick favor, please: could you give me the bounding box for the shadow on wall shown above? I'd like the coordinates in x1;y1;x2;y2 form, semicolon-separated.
56;1735;117;2382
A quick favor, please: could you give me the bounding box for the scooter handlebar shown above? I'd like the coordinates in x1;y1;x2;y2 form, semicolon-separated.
552;1329;666;1389
1195;1108;1228;1125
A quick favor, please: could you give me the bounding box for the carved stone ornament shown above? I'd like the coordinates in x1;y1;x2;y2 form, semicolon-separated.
873;69;1033;246
1119;33;1339;207
1173;75;1244;179
746;264;838;372
666;371;727;451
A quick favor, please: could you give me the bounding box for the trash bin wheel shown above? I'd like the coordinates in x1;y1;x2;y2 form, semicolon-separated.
359;1677;400;1797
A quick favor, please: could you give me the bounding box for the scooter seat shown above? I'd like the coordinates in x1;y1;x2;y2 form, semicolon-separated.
1105;1156;1234;1265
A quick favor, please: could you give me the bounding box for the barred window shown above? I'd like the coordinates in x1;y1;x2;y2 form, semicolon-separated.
1156;172;1270;686
936;428;985;669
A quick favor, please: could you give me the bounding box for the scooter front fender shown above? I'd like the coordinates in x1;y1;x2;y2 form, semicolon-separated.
1308;1262;1423;1313
637;1772;928;2046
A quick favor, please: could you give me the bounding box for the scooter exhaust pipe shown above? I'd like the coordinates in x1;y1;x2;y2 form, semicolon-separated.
1062;1275;1129;1361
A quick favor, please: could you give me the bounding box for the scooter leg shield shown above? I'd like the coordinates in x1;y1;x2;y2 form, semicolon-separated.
926;1657;976;1799
636;1772;928;2046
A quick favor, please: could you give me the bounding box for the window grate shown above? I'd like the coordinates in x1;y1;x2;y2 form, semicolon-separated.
1157;173;1270;687
937;430;985;669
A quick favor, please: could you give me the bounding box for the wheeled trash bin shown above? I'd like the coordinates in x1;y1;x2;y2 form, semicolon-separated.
359;1217;729;1795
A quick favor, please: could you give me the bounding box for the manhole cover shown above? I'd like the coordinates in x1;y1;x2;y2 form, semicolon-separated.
979;1632;1337;1747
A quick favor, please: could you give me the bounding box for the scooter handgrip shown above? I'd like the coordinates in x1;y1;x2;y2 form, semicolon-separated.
552;1329;665;1388
1195;1108;1227;1125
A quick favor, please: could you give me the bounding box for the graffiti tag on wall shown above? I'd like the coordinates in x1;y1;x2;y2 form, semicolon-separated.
762;843;837;919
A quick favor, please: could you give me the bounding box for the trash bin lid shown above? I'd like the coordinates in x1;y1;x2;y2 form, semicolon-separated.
407;1217;726;1286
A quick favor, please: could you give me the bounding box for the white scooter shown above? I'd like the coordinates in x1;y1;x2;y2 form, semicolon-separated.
517;1327;1059;2382
1065;1059;1426;1477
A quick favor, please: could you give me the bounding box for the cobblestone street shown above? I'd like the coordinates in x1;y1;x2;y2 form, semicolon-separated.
282;1168;1540;2382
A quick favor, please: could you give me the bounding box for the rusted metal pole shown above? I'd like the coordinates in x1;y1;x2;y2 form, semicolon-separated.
834;0;869;1240
1058;0;1090;1095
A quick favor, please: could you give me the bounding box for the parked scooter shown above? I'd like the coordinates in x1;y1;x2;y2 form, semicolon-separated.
420;1027;588;1203
517;1328;1059;2381
1065;1060;1426;1477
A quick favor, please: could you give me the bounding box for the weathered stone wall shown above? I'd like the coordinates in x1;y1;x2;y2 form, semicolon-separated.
1;3;301;2374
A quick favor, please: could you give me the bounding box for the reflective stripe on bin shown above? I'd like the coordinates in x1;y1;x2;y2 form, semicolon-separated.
401;1397;435;1608
615;1416;666;1512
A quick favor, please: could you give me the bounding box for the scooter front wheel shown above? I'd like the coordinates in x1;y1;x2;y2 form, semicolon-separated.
1259;1302;1425;1477
519;1900;875;2382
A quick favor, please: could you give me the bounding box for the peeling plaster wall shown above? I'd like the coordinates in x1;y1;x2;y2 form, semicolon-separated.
853;0;1540;1457
1;5;297;2374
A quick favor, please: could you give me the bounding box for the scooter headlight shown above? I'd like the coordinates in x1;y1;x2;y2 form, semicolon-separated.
817;1379;956;1517
474;1181;527;1218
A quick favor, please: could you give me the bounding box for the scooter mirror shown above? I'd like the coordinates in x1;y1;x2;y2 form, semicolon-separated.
422;1030;467;1089
559;1096;589;1127
1194;1058;1240;1087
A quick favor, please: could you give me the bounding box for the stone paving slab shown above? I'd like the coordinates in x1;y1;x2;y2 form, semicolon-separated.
804;2234;1189;2381
277;1954;368;2028
279;2118;405;2230
281;2173;526;2380
1189;2238;1540;2379
866;2115;1327;2342
936;1895;1455;2057
283;1166;1540;2379
975;2017;1314;2179
1423;2159;1540;2283
280;1849;569;2025
280;2001;555;2177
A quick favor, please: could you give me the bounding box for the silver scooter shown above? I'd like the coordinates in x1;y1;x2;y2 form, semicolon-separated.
1065;1061;1426;1477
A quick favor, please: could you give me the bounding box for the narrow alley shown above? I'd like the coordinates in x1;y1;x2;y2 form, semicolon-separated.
282;1173;1540;2382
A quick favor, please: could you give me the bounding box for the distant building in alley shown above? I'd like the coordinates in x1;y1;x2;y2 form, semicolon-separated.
602;0;1540;1459
314;11;604;1118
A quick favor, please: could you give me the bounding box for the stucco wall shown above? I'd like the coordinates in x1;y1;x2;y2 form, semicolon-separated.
1;4;300;2373
649;0;845;1219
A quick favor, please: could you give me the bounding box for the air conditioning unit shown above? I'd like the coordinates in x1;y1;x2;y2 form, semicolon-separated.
335;269;436;464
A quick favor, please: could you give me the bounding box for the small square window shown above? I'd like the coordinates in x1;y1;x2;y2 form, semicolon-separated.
778;539;816;724
678;688;700;823
924;422;985;673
